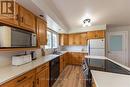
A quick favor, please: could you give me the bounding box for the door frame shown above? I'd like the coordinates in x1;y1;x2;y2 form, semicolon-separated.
107;31;128;66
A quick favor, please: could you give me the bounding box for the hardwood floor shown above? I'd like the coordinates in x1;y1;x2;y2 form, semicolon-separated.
52;65;86;87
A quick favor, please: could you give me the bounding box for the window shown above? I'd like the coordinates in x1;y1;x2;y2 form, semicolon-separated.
45;30;59;49
52;33;58;48
45;31;52;49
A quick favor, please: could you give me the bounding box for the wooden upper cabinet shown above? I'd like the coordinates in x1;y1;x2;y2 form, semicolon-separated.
68;34;74;45
80;33;87;45
19;6;36;32
37;18;47;46
0;3;19;26
59;34;68;46
73;34;81;45
96;30;105;38
87;31;97;39
87;30;105;39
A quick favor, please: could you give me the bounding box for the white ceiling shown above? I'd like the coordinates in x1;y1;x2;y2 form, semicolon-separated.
51;0;130;29
18;0;130;33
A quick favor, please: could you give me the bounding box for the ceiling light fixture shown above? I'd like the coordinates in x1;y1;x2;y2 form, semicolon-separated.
83;19;91;27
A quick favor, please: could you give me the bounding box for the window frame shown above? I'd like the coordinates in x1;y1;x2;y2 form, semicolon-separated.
45;29;59;49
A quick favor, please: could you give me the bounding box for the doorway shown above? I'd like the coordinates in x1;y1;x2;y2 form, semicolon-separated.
107;31;128;66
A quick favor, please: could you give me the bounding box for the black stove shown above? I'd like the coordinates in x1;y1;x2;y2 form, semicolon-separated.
86;58;130;75
82;58;130;87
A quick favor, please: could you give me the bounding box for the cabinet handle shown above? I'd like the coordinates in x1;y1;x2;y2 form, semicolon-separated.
16;14;19;21
33;81;35;87
21;17;23;22
37;78;39;84
17;76;27;83
41;66;46;70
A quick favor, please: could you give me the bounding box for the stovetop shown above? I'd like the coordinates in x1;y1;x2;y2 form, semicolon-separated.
85;58;130;75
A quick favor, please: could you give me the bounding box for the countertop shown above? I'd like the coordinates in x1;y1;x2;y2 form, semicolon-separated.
85;55;130;87
0;51;67;85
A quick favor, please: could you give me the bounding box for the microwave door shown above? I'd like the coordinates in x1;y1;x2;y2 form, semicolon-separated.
11;29;32;47
32;34;36;47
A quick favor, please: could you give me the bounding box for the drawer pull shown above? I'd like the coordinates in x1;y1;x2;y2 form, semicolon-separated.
41;66;46;69
17;76;27;83
37;78;39;84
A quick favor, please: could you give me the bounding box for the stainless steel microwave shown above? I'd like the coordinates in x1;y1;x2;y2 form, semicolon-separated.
0;26;37;48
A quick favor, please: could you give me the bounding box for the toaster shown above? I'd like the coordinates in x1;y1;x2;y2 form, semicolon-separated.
12;54;32;66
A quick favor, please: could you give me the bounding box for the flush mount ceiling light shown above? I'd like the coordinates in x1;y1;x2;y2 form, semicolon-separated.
83;19;91;27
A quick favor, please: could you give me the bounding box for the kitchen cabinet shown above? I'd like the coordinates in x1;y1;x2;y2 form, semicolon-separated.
60;53;68;73
61;33;88;46
92;78;96;87
80;32;87;45
0;3;19;26
73;34;81;45
37;18;47;46
36;63;49;87
19;6;36;32
1;69;35;87
96;30;105;38
60;55;64;73
59;34;68;46
68;52;85;65
87;30;105;39
68;34;74;45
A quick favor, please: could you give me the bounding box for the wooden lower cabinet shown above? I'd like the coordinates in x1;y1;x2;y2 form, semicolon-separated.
1;63;49;87
68;52;85;65
36;63;49;87
92;78;96;87
60;53;68;73
16;76;35;87
1;69;35;87
60;55;64;73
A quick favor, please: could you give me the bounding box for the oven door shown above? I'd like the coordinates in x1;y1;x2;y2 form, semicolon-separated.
82;61;92;87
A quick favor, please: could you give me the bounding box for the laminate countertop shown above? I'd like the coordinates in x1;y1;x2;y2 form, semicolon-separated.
85;55;130;87
0;51;67;85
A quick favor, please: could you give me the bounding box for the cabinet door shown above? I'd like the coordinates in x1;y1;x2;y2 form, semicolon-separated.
87;31;96;39
0;3;19;26
59;34;68;46
19;6;35;32
74;34;81;45
37;18;47;46
60;55;64;73
68;34;74;45
96;30;105;38
36;68;49;87
16;76;34;87
64;34;68;45
80;33;87;45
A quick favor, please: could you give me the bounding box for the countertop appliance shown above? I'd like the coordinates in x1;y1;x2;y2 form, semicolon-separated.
82;58;130;87
49;57;60;87
87;39;105;56
31;51;37;60
12;54;32;66
0;26;36;48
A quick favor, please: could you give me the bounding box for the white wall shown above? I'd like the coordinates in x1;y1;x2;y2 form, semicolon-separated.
106;25;130;67
0;49;42;68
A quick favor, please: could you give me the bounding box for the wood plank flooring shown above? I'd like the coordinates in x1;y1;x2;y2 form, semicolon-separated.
52;65;86;87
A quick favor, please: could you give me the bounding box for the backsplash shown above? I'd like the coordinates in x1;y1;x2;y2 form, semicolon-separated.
0;49;42;68
61;46;88;52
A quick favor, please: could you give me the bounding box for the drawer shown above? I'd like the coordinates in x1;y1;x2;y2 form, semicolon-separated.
36;62;49;73
1;69;35;87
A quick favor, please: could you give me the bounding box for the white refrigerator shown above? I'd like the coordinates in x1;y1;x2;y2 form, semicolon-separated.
87;39;105;56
